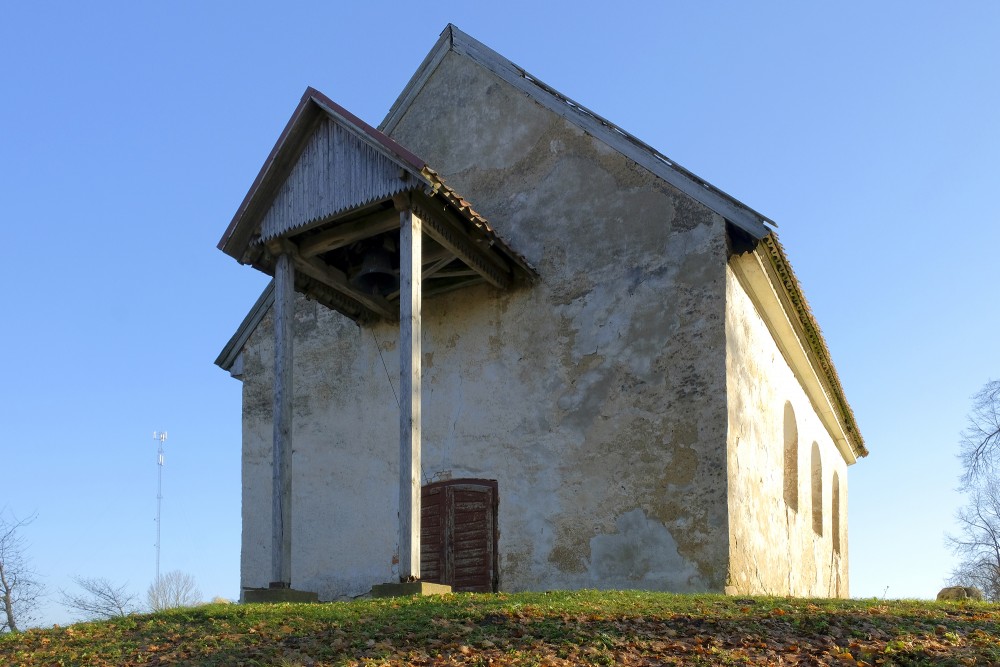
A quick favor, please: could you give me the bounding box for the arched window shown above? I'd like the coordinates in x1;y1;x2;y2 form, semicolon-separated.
783;402;798;511
832;471;841;554
811;443;823;536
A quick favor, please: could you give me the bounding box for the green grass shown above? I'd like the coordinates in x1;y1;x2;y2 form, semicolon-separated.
2;591;998;665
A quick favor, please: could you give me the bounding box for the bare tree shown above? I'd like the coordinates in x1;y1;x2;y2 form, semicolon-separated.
948;478;1000;601
146;570;201;612
950;379;1000;599
60;576;139;620
0;513;43;633
959;379;1000;487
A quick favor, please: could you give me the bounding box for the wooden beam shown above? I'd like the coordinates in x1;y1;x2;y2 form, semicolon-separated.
268;237;397;321
429;269;479;278
421;245;454;267
385;248;455;301
422;277;487;299
422;255;455;280
298;208;401;258
398;206;422;581
412;199;512;289
290;253;397;321
271;252;294;587
295;276;366;322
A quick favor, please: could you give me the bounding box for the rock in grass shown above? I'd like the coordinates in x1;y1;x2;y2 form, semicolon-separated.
936;586;984;601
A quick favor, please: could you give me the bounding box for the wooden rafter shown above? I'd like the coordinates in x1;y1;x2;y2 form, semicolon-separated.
431;269;478;278
268;239;397;321
422;255;456;280
298;208;401;258
412;197;512;289
422;277;487;298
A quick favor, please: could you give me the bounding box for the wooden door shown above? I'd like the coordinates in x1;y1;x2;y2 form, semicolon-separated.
421;479;498;592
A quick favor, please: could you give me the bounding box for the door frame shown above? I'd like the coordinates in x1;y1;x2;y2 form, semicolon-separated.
421;478;499;592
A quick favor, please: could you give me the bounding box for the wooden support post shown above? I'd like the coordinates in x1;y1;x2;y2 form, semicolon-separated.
398;205;422;581
271;252;294;587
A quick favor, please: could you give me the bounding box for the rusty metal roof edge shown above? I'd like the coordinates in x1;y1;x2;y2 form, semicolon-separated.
307;88;425;173
218;89;319;257
421;166;538;280
380;24;776;240
220;87;428;261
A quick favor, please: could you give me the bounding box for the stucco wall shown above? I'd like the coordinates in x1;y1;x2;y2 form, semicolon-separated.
240;302;403;595
238;50;735;598
725;261;849;597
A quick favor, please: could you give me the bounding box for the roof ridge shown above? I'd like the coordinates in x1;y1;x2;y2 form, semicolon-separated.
380;24;775;240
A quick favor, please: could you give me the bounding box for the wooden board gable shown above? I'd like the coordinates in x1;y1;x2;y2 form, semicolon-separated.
259;116;417;243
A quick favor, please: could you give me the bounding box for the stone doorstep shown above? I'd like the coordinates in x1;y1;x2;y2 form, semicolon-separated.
242;587;320;603
371;581;453;598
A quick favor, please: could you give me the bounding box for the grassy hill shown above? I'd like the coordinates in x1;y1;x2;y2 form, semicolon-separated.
1;590;998;665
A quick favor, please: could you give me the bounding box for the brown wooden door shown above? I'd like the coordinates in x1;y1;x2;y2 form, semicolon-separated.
421;479;498;592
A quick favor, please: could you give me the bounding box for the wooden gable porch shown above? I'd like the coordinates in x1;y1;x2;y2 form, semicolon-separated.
218;87;534;597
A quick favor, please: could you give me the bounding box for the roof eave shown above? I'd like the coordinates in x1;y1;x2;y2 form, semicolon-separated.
730;234;867;462
215;281;274;372
757;234;867;459
218;89;320;260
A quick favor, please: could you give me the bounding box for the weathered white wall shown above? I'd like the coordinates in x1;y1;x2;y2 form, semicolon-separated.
238;50;735;598
240;302;401;597
725;262;849;597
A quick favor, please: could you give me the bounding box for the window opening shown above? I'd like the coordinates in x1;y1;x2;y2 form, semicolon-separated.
811;443;823;536
832;471;841;554
783;402;798;511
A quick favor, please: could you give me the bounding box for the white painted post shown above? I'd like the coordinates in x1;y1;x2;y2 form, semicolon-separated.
399;206;422;581
272;252;294;587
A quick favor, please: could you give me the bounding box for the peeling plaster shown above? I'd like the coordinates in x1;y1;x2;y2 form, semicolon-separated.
230;48;859;601
589;509;704;591
725;263;849;597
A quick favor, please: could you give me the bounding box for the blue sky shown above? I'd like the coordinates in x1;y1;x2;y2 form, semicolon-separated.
2;2;998;625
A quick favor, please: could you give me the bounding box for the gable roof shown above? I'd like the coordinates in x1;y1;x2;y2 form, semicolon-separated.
217;86;536;322
377;24;865;461
216;25;865;462
218;87;425;261
381;24;775;241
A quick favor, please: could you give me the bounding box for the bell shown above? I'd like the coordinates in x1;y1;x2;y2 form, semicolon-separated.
351;246;399;296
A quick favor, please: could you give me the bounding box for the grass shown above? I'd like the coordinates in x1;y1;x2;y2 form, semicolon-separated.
1;590;999;665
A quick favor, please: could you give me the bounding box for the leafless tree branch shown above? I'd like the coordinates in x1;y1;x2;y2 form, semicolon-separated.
146;570;201;612
948;478;1000;601
59;576;139;620
0;512;43;633
960;379;1000;488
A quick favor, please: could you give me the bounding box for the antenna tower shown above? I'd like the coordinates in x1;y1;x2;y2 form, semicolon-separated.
152;430;168;582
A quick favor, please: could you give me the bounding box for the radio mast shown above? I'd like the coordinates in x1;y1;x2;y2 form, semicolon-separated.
152;430;168;582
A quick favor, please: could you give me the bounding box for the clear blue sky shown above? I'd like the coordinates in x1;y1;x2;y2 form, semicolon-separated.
2;2;998;626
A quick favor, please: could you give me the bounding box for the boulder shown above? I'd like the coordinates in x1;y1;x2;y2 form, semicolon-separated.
936;586;984;601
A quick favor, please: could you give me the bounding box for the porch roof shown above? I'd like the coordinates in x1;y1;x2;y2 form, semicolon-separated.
219;87;535;323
